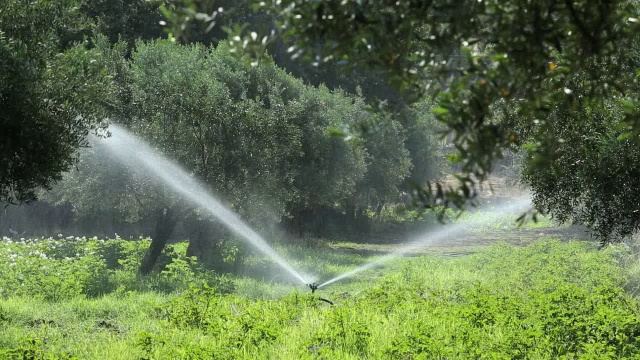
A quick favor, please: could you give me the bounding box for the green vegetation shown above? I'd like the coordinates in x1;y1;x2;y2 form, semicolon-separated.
4;2;640;359
35;38;441;271
1;236;639;359
521;99;640;243
0;0;115;203
4;0;640;245
179;0;640;244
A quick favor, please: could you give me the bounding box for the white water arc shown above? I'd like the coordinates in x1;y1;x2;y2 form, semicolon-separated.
318;197;532;288
96;124;310;285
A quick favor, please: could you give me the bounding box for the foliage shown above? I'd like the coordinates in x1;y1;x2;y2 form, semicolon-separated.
0;338;78;360
521;98;640;243
0;0;116;204
170;1;640;233
400;97;446;187
0;236;232;299
43;38;437;271
127;41;306;224
0;236;109;300
296;240;640;359
356;114;412;204
47;39;366;223
2;239;639;358
287;84;368;212
79;0;165;46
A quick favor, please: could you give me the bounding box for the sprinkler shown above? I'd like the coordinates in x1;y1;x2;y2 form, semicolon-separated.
307;283;334;305
307;283;319;293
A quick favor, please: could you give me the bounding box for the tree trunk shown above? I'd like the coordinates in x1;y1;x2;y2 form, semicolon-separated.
186;219;228;272
355;206;371;236
186;230;206;259
289;207;309;237
139;208;177;275
374;202;385;219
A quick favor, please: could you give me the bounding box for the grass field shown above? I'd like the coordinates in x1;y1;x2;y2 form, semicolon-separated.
1;216;640;359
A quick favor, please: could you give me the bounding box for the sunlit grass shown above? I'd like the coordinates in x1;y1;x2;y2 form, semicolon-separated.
0;230;638;358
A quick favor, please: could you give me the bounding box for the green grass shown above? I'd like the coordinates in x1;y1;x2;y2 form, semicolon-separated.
0;292;168;359
1;234;640;359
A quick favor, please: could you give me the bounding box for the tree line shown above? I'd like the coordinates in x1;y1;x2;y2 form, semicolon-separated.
212;0;640;244
1;0;442;273
4;0;640;268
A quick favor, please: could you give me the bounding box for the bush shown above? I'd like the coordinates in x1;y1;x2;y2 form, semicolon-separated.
0;236;232;299
0;236;110;300
0;338;77;360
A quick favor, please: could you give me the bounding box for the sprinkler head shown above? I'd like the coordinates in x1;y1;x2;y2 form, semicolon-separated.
307;283;319;293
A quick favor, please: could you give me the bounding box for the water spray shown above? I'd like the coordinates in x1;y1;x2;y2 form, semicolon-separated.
316;197;532;289
96;124;313;285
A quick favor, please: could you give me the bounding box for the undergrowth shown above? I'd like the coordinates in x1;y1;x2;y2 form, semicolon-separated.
1;237;639;359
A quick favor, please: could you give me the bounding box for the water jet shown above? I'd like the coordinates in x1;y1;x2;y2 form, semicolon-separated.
95;124;312;285
317;197;532;289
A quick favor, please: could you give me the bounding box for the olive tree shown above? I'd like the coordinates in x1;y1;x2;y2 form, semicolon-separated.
0;0;115;204
170;1;640;214
48;41;368;272
520;96;640;244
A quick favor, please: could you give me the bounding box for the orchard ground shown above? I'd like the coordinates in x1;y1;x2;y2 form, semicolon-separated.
1;208;640;359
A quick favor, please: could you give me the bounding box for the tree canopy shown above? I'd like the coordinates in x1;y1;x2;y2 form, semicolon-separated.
166;0;640;242
6;0;640;246
43;40;439;270
184;1;640;206
0;0;115;203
